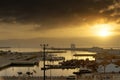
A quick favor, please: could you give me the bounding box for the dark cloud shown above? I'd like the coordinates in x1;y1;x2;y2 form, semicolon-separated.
0;0;115;31
99;0;120;23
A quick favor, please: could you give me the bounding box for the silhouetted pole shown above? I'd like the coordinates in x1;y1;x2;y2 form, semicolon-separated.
40;44;48;80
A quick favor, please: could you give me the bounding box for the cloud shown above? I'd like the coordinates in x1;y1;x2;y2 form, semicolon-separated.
100;0;120;16
0;0;117;31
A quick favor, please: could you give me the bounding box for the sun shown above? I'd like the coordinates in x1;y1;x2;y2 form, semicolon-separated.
93;24;112;37
98;27;110;37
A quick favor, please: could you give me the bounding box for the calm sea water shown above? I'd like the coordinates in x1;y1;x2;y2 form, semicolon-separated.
0;48;95;76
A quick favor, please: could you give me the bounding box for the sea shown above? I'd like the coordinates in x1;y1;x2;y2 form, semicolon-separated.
0;48;95;77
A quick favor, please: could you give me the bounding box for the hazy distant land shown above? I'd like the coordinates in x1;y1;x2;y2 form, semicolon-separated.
0;36;120;48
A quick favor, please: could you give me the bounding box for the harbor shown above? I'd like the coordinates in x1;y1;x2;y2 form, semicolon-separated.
0;46;120;80
1;0;120;80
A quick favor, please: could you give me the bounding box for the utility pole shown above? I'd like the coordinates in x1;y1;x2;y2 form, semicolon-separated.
40;44;48;80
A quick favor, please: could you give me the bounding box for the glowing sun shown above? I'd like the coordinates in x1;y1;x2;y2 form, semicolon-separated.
98;27;110;37
93;24;112;37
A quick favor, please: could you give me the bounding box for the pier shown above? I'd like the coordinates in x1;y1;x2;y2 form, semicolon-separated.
0;76;67;80
0;50;65;71
48;47;104;52
42;65;78;70
73;54;96;56
48;47;120;54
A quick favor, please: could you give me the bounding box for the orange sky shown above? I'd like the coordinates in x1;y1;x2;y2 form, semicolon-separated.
0;0;120;40
0;19;119;40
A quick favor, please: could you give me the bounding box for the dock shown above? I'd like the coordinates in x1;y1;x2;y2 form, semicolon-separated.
48;47;120;54
73;54;96;56
0;54;39;70
0;50;65;70
0;76;67;80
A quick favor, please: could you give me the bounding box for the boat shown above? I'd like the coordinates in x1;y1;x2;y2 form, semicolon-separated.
73;69;92;75
66;75;76;80
73;67;92;75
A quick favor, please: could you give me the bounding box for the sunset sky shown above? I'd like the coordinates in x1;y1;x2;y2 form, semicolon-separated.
0;0;120;47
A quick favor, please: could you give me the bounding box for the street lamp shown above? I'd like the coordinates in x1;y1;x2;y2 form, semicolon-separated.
40;44;48;80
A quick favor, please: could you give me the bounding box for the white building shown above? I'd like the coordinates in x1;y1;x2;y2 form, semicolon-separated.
97;63;120;73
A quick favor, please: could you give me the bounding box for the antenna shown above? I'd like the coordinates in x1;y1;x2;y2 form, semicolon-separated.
40;44;48;80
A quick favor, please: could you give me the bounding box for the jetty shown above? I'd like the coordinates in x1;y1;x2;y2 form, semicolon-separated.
0;76;67;80
0;50;65;70
73;54;96;56
48;47;120;54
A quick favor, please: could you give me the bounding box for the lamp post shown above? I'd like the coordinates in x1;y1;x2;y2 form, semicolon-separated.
40;44;48;80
